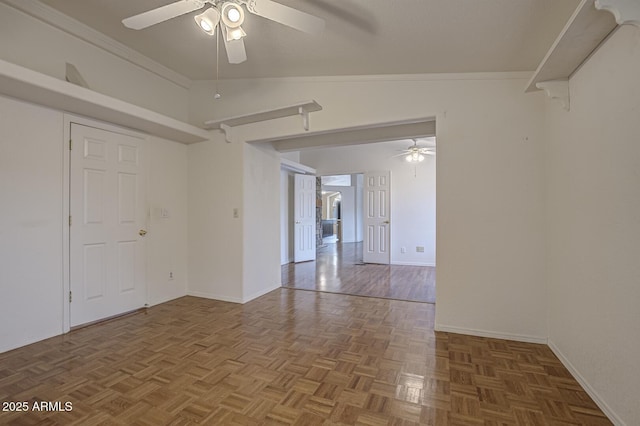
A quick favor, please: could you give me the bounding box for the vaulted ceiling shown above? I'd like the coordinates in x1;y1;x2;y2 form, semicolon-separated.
39;0;580;80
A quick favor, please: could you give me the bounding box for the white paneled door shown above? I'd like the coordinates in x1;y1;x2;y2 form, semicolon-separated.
70;124;147;327
363;171;391;264
294;174;316;263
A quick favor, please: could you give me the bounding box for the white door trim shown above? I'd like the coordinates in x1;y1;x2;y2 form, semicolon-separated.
62;114;149;333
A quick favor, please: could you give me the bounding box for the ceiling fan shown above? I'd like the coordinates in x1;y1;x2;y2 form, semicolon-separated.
394;139;436;163
122;0;325;64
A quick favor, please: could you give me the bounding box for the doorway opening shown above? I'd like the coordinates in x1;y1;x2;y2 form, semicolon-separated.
321;190;341;244
320;173;363;250
280;137;436;303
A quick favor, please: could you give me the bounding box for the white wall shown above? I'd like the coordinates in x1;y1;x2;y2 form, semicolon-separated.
2;5;635;421
0;95;64;353
146;136;189;306
545;25;640;426
0;2;189;121
280;152;300;162
0;2;195;352
243;143;282;301
190;73;547;341
187;135;244;303
0;95;191;353
305;143;435;265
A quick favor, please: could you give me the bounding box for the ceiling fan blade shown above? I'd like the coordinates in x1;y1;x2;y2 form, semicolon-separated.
123;0;206;30
223;34;247;64
246;0;325;35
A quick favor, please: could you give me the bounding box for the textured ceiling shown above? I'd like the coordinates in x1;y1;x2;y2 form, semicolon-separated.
39;0;580;80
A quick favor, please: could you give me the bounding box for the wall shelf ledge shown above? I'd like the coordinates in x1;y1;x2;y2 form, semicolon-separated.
594;0;640;27
204;100;322;142
0;59;211;144
525;0;634;94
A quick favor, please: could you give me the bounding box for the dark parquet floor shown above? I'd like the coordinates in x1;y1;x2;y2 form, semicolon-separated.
0;290;610;425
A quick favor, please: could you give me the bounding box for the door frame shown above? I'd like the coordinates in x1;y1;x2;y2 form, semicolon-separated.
62;114;149;333
280;159;316;265
319;172;365;246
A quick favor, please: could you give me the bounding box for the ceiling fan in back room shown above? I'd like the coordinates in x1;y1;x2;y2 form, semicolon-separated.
393;139;436;163
122;0;325;64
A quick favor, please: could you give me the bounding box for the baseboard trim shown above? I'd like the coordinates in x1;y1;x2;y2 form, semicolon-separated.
70;307;146;332
243;284;282;303
548;340;623;426
147;292;188;308
434;323;548;344
187;290;242;304
391;261;436;267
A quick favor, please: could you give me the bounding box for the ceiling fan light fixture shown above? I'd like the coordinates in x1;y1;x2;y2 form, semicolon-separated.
227;26;246;41
221;2;245;28
227;8;241;22
406;152;425;163
194;7;220;35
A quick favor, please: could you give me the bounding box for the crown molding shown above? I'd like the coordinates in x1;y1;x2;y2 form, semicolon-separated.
3;0;192;89
197;71;534;85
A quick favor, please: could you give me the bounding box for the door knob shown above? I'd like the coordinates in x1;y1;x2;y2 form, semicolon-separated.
139;229;147;236
383;220;390;224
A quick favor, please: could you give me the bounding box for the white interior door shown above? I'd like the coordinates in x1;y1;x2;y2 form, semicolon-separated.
70;123;147;327
294;173;316;263
363;171;391;264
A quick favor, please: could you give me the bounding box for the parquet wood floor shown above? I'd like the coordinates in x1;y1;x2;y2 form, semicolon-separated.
0;290;610;425
282;243;436;303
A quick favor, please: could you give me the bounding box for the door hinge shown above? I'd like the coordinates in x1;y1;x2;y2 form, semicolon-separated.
69;215;72;226
69;139;72;150
69;291;72;303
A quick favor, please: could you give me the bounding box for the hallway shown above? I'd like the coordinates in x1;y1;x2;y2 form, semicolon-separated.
281;242;436;303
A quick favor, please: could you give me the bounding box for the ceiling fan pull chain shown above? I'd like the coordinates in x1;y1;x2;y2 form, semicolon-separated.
214;24;221;99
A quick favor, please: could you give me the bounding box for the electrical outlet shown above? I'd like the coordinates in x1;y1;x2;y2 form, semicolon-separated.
169;271;174;280
401;247;406;254
416;246;425;253
233;208;239;218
